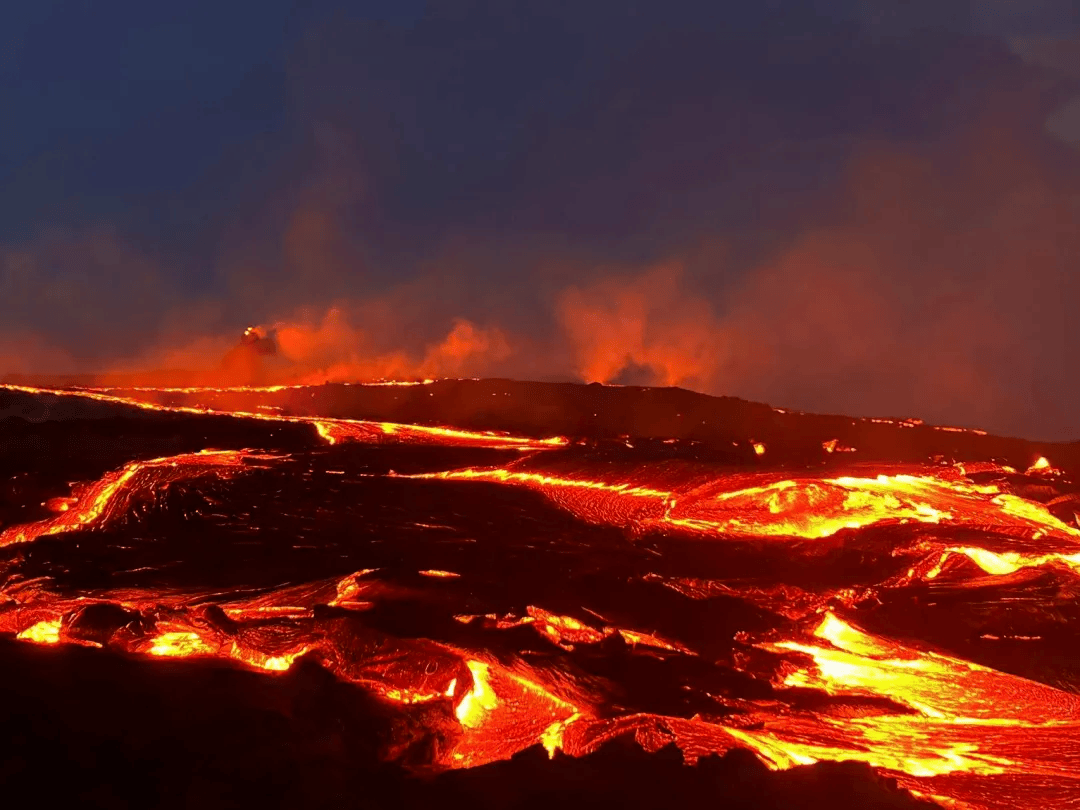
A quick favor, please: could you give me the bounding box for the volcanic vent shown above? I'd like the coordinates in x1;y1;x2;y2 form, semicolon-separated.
2;378;1079;809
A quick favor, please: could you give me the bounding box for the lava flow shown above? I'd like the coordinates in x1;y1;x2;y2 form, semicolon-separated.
0;382;568;451
2;380;1080;809
0;449;280;548
407;460;1080;548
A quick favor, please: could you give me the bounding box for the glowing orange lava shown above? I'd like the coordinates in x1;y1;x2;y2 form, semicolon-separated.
408;464;1080;544
0;449;277;548
17;619;61;644
734;613;1080;796
456;606;691;653
1;383;566;451
5;381;1080;807
148;631;215;657
823;438;856;454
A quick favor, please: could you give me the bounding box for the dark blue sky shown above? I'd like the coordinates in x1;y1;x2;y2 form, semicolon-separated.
3;1;1080;439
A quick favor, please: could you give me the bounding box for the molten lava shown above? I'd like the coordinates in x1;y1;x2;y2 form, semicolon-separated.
0;448;278;548
407;462;1080;546
2;380;1080;809
0;382;567;451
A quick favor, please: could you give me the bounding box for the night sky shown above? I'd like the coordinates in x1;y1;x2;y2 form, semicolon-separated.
3;1;1080;439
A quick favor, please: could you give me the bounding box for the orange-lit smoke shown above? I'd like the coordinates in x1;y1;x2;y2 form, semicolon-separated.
557;262;729;388
55;304;514;388
270;308;511;385
5;117;1080;440
553;126;1080;438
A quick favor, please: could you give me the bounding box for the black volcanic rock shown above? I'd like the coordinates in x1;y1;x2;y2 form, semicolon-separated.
0;640;935;810
1;376;1073;484
22;377;1061;471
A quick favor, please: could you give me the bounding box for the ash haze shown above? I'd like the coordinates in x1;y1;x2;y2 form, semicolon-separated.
2;1;1080;440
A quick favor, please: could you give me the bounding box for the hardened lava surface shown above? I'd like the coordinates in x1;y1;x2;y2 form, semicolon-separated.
2;380;1080;809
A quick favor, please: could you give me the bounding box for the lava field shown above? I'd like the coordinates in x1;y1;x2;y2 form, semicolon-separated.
2;378;1079;809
